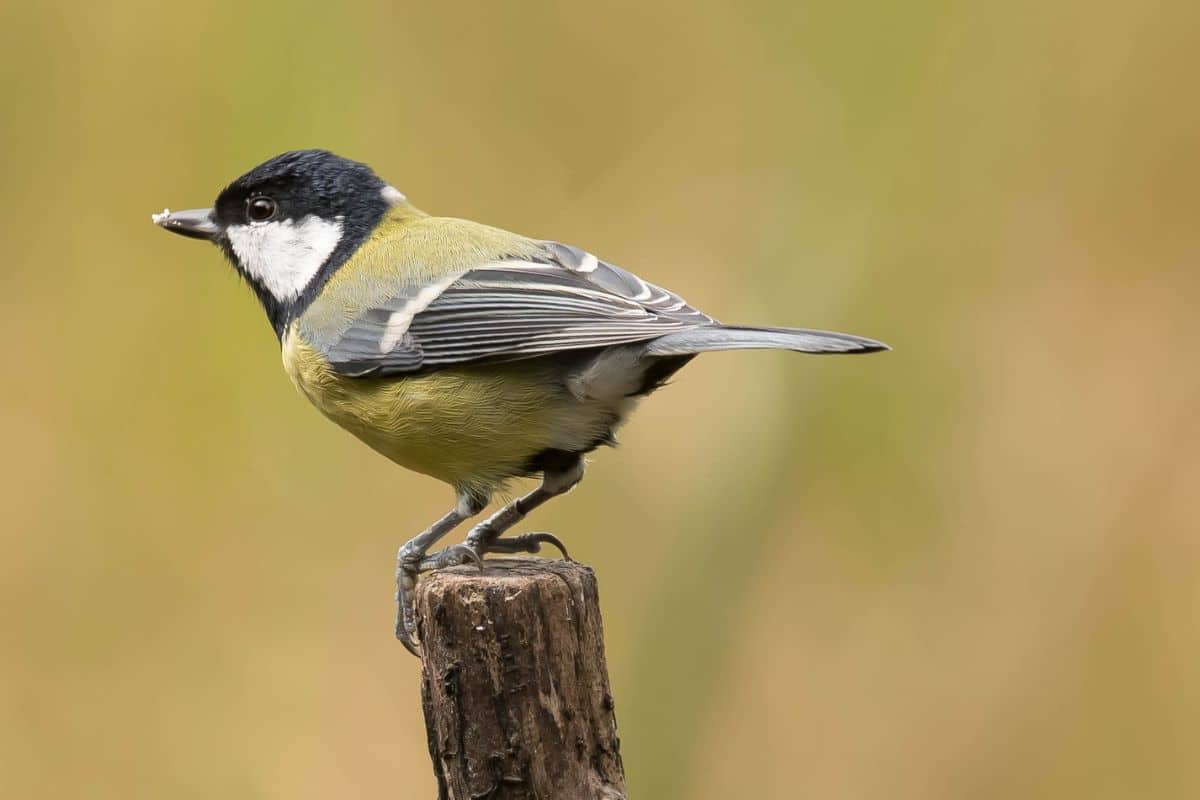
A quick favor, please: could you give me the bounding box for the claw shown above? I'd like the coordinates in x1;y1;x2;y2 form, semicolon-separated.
395;566;422;657
530;532;571;560
418;543;483;572
488;532;571;560
397;627;421;658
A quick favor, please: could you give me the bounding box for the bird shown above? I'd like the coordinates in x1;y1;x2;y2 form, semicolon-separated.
153;149;888;655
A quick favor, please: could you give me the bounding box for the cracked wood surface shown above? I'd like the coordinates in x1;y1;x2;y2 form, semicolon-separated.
416;558;626;800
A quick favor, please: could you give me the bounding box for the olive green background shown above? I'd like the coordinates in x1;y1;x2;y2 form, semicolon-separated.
2;2;1197;798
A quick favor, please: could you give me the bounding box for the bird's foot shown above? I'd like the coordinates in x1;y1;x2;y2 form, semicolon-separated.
395;544;489;657
422;530;571;564
396;532;571;657
485;531;572;559
417;543;483;572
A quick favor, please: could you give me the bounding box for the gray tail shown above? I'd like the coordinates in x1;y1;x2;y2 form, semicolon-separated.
642;324;889;356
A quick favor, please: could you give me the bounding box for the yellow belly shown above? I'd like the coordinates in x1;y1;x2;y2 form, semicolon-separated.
281;330;567;493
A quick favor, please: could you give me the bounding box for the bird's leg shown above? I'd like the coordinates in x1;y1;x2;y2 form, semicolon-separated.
423;459;584;569
395;492;487;656
472;459;584;556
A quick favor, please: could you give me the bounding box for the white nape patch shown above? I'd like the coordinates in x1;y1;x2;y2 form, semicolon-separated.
225;215;344;302
381;185;407;205
378;272;461;353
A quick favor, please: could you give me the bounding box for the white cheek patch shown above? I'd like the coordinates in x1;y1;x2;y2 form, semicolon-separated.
226;215;344;302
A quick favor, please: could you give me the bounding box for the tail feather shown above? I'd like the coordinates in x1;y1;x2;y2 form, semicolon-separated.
642;324;889;356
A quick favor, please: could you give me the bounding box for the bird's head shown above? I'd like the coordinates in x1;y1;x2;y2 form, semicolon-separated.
154;149;406;335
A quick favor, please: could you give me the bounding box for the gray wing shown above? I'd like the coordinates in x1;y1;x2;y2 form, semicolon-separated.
326;242;714;377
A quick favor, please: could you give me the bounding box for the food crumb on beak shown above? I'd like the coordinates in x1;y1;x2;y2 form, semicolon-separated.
151;208;172;224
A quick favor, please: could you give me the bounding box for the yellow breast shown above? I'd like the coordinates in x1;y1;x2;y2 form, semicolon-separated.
281;327;563;493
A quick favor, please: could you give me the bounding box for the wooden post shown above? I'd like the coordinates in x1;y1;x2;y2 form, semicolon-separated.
415;558;627;800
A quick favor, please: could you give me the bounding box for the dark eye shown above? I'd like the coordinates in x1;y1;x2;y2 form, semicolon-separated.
246;196;277;222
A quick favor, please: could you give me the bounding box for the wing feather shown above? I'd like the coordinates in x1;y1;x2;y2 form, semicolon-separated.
324;242;712;376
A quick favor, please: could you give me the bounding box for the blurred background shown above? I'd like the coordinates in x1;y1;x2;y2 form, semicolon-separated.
2;1;1197;797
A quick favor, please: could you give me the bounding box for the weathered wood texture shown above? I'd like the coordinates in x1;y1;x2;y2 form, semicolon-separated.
416;558;626;800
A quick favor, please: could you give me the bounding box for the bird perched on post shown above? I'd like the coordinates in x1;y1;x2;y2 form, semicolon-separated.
154;149;888;655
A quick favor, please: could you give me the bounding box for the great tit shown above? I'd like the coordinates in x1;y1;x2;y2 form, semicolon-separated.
154;149;888;655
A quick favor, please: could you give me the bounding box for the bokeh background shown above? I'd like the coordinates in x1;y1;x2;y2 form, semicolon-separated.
2;1;1198;798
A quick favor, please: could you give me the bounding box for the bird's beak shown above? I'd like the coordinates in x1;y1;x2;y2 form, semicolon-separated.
152;207;221;241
